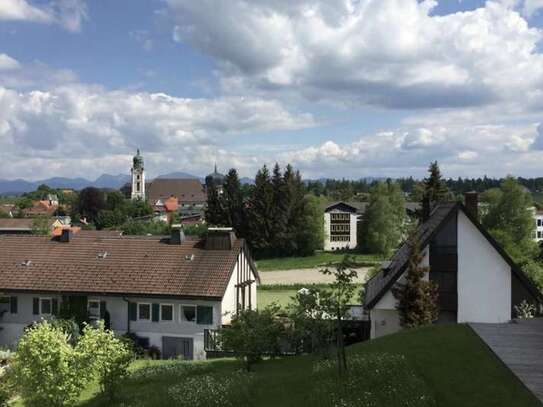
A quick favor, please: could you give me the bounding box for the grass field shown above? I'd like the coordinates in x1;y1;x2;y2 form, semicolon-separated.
14;324;539;407
257;284;363;308
256;252;382;271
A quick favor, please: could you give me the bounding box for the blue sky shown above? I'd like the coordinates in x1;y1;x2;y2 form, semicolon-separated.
2;0;543;180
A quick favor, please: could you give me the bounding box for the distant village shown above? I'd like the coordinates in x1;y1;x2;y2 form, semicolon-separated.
2;151;543;406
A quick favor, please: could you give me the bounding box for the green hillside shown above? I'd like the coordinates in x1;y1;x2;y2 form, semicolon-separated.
17;324;539;407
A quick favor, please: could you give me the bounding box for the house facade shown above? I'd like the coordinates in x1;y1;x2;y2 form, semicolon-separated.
0;227;258;360
534;209;543;242
323;201;420;251
364;194;542;339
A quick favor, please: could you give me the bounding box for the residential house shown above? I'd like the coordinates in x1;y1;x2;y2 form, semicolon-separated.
323;201;420;251
0;227;258;360
533;209;543;242
364;193;542;339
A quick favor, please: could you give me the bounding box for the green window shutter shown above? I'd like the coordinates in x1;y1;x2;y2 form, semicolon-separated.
152;303;160;322
100;301;106;319
32;298;39;315
128;302;137;321
197;306;213;325
10;296;17;314
52;298;58;315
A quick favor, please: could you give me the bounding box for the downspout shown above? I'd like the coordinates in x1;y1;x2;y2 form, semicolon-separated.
123;297;131;333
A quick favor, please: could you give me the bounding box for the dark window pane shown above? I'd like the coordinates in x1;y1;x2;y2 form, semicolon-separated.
161;305;173;321
41;299;52;315
197;306;213;325
183;306;196;322
138;304;150;320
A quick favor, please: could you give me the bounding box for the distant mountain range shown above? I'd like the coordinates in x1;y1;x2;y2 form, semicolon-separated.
0;173;381;195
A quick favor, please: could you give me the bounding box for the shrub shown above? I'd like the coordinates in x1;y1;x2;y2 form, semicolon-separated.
147;345;161;360
311;353;436;407
11;321;92;407
77;323;133;402
220;305;284;371
0;367;14;407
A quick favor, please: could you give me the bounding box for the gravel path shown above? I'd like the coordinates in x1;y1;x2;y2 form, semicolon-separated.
259;267;370;285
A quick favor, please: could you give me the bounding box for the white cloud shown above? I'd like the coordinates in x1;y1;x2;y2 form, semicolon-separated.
0;0;87;32
0;84;315;179
166;0;543;109
0;54;20;70
522;0;543;16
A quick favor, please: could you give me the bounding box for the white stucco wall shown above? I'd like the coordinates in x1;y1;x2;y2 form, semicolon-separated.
221;249;259;324
370;246;429;339
457;211;511;323
0;293;221;360
323;211;358;251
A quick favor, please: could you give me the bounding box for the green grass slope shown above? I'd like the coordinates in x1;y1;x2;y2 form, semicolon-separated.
18;324;540;407
256;252;382;271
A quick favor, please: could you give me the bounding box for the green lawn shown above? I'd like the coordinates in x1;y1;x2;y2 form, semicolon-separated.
256;252;383;271
15;324;538;407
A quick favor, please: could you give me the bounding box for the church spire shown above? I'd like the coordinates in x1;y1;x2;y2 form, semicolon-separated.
131;149;145;200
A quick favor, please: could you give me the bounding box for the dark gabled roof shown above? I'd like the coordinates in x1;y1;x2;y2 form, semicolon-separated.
364;202;543;309
325;201;420;215
364;203;456;309
0;233;257;299
146;179;206;204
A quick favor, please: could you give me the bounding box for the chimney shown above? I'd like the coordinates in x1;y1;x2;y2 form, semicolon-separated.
464;191;479;220
422;195;431;222
170;224;185;245
60;228;72;243
205;227;235;250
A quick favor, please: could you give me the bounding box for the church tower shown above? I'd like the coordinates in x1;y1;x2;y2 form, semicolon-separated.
131;149;145;200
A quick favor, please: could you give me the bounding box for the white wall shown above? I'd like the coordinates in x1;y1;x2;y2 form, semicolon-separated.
0;293;221;360
457;211;511;323
323;211;358;251
370;246;429;339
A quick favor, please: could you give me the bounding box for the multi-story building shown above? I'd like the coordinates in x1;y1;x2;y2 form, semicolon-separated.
535;209;543;242
323;201;420;251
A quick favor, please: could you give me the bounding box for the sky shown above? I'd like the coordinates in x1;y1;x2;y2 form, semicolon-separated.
2;0;543;180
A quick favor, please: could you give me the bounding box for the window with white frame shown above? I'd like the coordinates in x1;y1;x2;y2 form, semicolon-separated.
138;303;151;321
88;300;101;319
180;305;196;322
160;304;173;321
40;298;52;315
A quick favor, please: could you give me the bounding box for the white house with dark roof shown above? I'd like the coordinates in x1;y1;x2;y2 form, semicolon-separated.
323;201;420;251
0;227;258;360
364;193;542;339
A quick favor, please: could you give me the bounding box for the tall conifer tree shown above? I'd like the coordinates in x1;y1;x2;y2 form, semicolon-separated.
223;168;246;237
423;161;449;204
248;165;275;255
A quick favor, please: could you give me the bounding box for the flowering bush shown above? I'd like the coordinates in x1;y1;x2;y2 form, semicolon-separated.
311;353;436;407
77;322;133;402
514;300;537;319
11;321;93;407
167;371;253;407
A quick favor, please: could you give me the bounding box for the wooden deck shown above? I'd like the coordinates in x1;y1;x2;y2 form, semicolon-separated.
470;320;543;403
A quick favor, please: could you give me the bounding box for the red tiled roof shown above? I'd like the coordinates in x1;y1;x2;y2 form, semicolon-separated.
0;234;247;299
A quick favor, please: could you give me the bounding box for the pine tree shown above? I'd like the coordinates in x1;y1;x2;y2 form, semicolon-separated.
271;163;288;254
248;165;275;256
223;168;246;237
423;161;449;204
392;236;439;328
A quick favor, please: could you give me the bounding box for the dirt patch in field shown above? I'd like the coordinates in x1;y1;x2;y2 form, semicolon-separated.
259;267;370;285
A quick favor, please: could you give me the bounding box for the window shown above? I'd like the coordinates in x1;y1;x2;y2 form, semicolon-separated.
538;219;542;227
160;304;173;321
138;303;151;321
40;298;52;315
0;297;9;314
88;300;101;319
538;231;542;239
197;305;213;325
181;305;196;322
